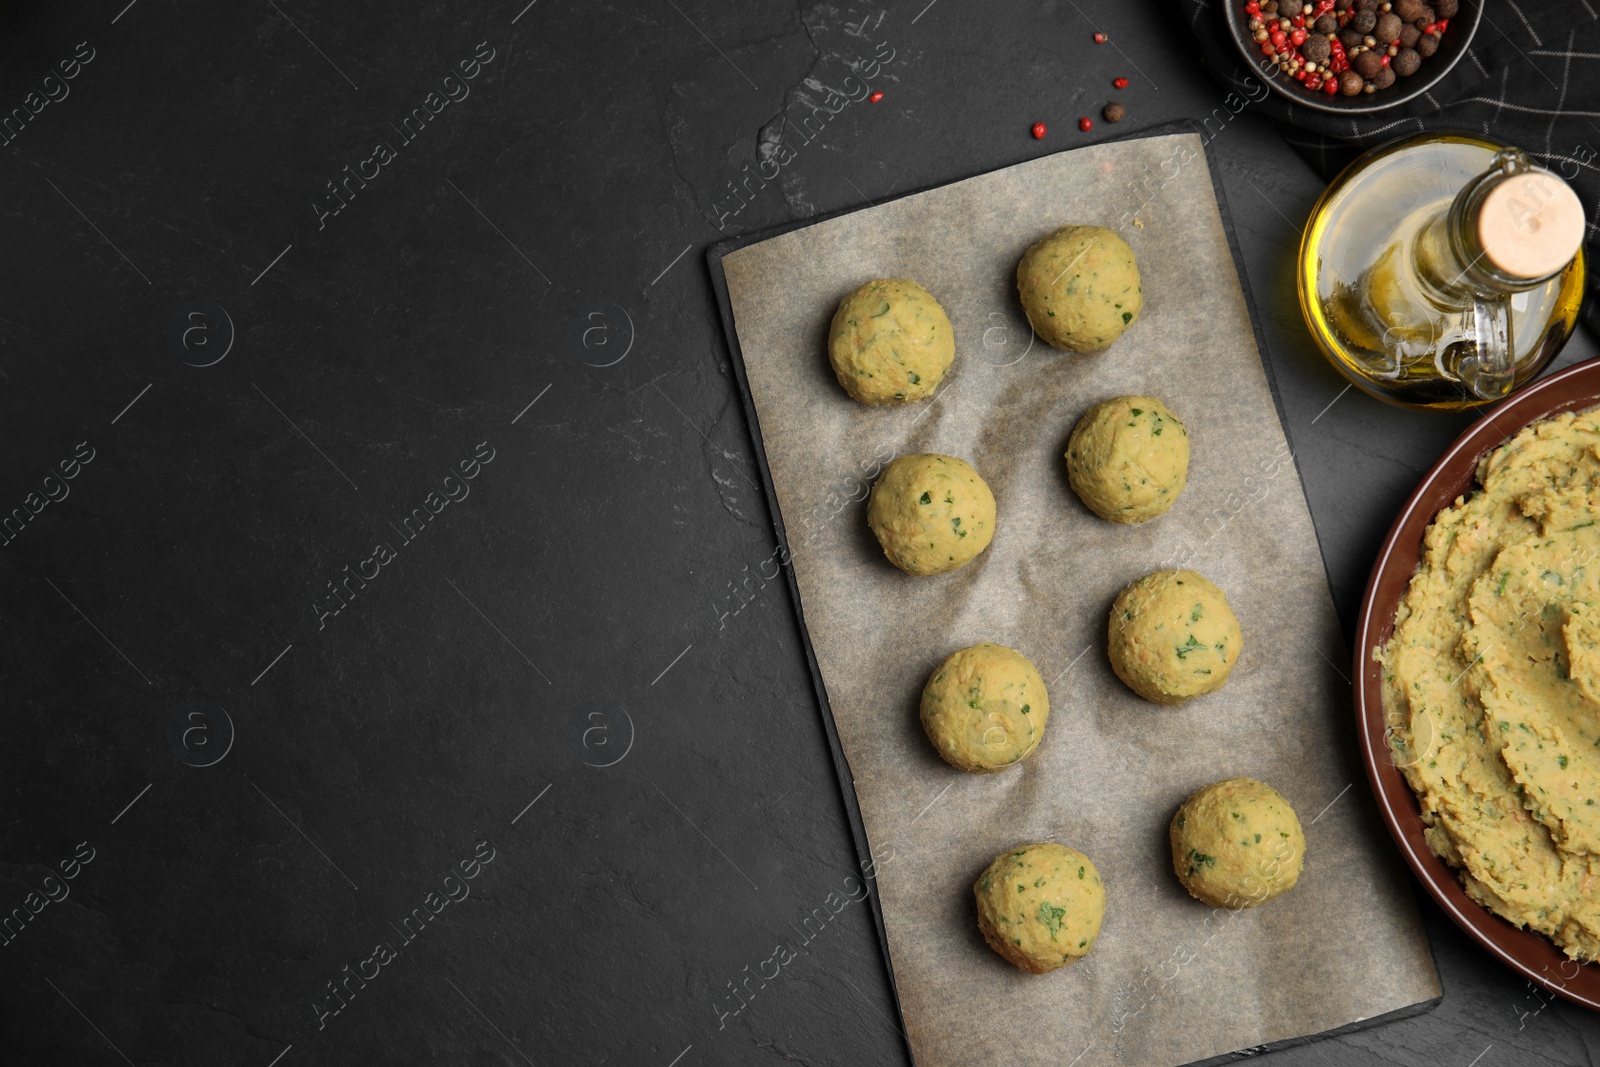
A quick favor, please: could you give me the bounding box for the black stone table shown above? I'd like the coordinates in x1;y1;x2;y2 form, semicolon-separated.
1;2;1596;1064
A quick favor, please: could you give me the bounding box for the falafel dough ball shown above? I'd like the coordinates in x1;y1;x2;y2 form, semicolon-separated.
1067;396;1189;523
1108;570;1242;705
921;642;1051;773
867;453;996;575
974;843;1106;974
1170;778;1305;908
828;278;955;405
1016;225;1142;352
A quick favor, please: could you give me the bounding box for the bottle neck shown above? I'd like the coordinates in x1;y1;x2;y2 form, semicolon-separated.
1413;149;1567;308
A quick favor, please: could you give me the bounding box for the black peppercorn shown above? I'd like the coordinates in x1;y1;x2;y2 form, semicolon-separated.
1392;47;1422;75
1417;31;1439;57
1352;49;1385;77
1302;34;1333;62
1352;9;1377;33
1339;70;1365;95
1375;12;1402;40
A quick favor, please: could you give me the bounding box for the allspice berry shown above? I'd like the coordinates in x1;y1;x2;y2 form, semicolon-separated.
1339;27;1364;50
1303;34;1332;63
1371;65;1396;89
1392;47;1422;75
1314;12;1338;33
1351;9;1377;33
1399;23;1421;47
1352;49;1385;78
1394;0;1428;19
1339;70;1365;95
1433;0;1458;15
1103;101;1125;123
1417;31;1439;57
1375;12;1402;40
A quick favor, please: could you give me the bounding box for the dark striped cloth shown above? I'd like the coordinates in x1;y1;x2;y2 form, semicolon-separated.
1187;0;1600;330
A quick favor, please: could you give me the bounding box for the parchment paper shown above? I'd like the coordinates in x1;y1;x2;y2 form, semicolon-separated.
719;132;1441;1067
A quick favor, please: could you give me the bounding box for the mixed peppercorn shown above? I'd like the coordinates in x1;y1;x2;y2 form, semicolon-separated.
1244;0;1456;98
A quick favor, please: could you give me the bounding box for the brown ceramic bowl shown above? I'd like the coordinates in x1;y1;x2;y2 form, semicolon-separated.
1355;358;1600;1009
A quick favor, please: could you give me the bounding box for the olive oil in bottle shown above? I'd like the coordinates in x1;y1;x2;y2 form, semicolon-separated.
1299;133;1586;411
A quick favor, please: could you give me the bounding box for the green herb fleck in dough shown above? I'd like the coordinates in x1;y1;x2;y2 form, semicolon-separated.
1037;901;1066;940
919;491;931;504
1175;634;1206;659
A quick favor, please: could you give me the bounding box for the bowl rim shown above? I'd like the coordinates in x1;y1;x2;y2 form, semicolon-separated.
1220;0;1482;116
1354;357;1600;1010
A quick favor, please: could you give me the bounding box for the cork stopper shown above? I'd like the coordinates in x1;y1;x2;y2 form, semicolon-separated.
1477;171;1586;280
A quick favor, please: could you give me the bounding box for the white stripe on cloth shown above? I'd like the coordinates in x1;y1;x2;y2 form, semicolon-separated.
1505;0;1545;46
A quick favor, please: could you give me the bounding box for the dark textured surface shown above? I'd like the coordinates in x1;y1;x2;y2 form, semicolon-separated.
0;2;1596;1065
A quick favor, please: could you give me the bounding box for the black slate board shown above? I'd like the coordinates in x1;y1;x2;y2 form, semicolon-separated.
704;121;1443;1065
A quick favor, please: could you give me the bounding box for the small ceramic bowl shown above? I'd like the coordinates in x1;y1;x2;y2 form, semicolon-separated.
1221;0;1482;115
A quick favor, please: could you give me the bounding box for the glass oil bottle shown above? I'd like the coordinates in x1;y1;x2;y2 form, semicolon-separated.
1299;133;1586;410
